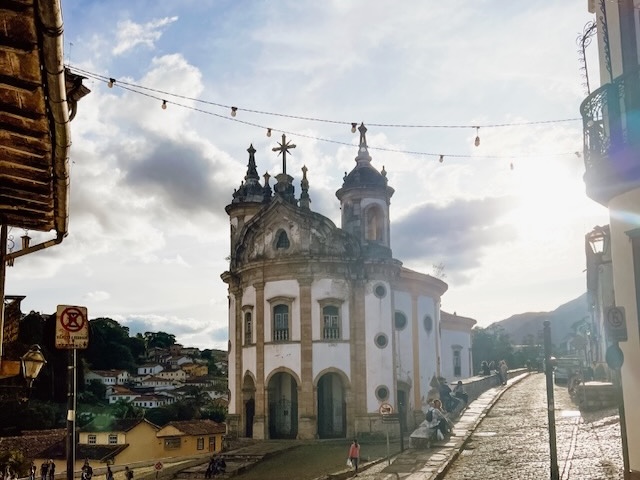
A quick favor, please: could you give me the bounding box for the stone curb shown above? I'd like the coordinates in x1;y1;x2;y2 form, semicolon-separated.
428;372;532;480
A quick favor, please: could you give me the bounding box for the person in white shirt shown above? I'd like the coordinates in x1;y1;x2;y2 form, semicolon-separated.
426;399;452;439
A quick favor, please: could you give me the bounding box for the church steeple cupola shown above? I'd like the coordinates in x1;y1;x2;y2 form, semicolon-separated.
231;144;266;204
335;124;395;259
299;165;311;209
272;133;298;205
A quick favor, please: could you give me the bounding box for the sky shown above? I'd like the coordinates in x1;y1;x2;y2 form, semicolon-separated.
6;0;609;350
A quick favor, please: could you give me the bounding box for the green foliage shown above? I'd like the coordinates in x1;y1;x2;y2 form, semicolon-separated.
144;331;176;349
201;404;227;423
111;399;144;420
144;407;174;426
471;326;515;373
83;318;137;371
0;448;28;476
85;379;107;400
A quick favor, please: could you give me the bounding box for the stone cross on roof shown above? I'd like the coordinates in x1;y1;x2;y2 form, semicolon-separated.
272;133;296;175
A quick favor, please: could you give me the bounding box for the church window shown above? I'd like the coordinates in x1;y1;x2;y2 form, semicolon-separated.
374;284;387;299
322;305;340;340
394;311;407;330
244;311;253;345
374;333;388;349
375;386;389;401
423;315;433;333
453;348;462;377
275;230;290;249
365;205;384;242
273;304;289;341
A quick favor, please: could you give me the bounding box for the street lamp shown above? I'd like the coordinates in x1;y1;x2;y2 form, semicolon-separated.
20;344;46;388
587;225;609;256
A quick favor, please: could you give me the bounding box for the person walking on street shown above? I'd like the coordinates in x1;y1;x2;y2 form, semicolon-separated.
47;460;55;480
105;466;113;480
348;439;360;475
29;462;36;480
81;460;92;480
124;467;133;480
39;462;48;480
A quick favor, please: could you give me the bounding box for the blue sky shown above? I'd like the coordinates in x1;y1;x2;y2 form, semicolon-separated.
6;1;608;349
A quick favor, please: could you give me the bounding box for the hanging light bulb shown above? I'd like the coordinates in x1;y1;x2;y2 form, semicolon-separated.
161;100;167;110
267;128;272;137
474;127;480;147
108;78;115;88
231;106;238;117
439;155;444;163
351;123;357;133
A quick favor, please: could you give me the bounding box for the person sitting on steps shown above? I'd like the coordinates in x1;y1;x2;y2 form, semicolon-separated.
426;399;453;441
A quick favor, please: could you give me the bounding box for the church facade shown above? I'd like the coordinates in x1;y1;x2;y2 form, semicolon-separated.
222;125;474;440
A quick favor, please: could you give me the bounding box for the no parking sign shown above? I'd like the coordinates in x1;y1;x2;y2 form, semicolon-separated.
55;305;89;349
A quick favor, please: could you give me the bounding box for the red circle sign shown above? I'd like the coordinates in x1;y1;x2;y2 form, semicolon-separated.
154;463;163;471
60;307;86;332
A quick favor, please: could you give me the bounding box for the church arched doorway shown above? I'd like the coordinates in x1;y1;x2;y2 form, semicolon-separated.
242;374;256;438
317;372;346;438
268;372;298;439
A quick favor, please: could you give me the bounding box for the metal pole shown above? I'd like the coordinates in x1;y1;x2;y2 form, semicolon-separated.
613;357;630;479
543;321;559;480
66;350;75;480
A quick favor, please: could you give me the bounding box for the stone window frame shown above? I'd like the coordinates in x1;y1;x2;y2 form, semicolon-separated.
375;385;390;401
108;433;118;445
374;332;389;349
242;305;254;345
164;437;181;450
373;283;387;299
452;345;463;377
318;297;345;341
196;437;205;450
274;228;291;250
267;296;295;342
394;311;408;330
364;204;385;242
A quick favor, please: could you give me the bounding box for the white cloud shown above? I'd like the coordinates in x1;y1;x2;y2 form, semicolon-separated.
113;17;178;56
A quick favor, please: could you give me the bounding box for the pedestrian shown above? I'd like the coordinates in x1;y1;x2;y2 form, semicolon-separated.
47;460;55;480
40;462;48;480
499;360;508;385
348;439;360;474
426;399;452;440
124;467;133;480
29;462;36;480
105;466;113;480
453;380;468;405
81;460;92;480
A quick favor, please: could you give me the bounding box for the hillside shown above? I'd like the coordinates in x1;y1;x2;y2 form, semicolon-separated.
488;293;589;346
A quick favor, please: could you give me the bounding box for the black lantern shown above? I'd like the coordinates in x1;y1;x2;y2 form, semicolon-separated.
20;344;46;388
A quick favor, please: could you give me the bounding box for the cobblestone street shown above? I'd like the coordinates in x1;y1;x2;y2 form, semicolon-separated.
442;373;624;480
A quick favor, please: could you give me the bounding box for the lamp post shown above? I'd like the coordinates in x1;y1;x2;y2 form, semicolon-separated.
20;344;47;389
543;321;559;480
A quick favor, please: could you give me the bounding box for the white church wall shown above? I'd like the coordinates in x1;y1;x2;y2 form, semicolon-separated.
264;279;300;341
392;290;414;389
311;278;350;340
312;344;350;379
242;345;257;380
264;343;301;380
417;296;438;410
364;281;395;412
440;329;471;381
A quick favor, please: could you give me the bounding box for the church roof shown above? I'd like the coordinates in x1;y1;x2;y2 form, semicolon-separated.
337;123;394;199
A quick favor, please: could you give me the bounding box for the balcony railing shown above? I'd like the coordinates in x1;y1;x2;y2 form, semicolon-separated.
580;66;640;205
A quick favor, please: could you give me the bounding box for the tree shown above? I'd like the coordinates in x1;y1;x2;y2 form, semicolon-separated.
111;399;143;420
471;326;515;373
144;331;176;349
84;318;136;371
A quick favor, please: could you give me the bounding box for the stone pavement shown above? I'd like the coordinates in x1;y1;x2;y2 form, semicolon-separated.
340;372;624;480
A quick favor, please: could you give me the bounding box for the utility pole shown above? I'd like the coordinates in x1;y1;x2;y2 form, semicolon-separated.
543;321;559;480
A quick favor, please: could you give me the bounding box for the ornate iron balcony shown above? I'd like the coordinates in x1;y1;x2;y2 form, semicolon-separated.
581;66;640;205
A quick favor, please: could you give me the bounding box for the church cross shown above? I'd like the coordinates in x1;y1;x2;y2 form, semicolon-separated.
272;133;296;174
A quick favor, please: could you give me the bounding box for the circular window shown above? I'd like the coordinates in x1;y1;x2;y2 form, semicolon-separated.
374;284;387;299
394;312;407;330
424;315;433;333
375;386;389;401
374;333;388;348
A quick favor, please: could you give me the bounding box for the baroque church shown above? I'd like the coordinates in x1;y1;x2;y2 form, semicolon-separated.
222;124;475;440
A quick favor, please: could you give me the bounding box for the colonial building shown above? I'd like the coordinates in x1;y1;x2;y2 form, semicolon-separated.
222;125;474;440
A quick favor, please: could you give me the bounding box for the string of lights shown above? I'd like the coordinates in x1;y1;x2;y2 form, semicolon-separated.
67;65;584;164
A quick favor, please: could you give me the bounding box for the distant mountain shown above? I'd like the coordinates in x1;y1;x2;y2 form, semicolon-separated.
487;293;589;346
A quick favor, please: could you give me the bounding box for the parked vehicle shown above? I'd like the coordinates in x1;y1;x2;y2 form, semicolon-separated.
554;356;584;385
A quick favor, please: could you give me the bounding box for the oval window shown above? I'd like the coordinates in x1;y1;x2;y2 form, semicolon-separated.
375;386;389;401
374;333;388;348
424;315;433;333
394;312;407;330
374;284;387;299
